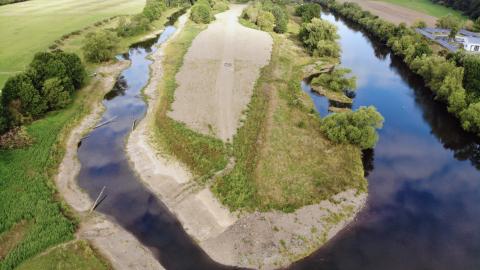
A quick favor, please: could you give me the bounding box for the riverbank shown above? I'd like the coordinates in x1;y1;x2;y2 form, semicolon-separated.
127;4;367;269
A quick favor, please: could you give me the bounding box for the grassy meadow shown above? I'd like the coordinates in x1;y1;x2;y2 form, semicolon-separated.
376;0;466;20
0;0;145;87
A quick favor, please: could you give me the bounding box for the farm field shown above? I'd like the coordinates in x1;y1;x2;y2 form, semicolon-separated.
0;0;145;87
377;0;466;19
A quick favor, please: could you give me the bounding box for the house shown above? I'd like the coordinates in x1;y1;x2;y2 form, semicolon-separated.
456;36;480;52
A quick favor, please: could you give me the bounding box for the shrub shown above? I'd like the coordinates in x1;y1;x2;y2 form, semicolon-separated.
321;106;384;149
299;18;339;54
213;1;229;12
461;102;480;135
82;30;119;63
257;10;275;31
191;2;213;24
314;39;340;57
266;5;288;33
311;68;356;92
142;0;166;22
243;4;260;23
295;3;321;22
463;55;480;97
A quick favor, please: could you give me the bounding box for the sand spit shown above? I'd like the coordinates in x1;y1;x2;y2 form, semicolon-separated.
168;5;273;142
55;62;164;269
127;6;367;269
338;0;437;26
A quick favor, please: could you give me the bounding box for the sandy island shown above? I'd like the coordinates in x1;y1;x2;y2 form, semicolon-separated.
127;5;367;269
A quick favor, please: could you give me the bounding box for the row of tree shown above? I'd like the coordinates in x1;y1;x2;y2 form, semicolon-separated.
318;0;480;136
0;52;86;134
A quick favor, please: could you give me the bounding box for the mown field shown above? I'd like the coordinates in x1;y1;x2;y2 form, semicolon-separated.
0;0;145;87
377;0;466;19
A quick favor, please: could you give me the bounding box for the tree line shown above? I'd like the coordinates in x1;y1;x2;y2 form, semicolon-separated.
0;52;85;135
317;0;480;137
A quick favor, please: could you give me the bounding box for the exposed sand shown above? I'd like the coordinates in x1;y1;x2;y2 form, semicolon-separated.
338;0;437;26
55;62;164;270
168;5;273;142
127;6;368;269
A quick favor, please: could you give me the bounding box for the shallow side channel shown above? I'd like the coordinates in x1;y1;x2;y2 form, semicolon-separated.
76;25;240;270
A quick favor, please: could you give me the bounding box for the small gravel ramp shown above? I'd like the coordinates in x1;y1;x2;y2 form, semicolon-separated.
168;4;273;142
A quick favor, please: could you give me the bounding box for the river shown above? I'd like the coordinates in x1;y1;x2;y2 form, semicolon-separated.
291;12;480;270
75;9;480;270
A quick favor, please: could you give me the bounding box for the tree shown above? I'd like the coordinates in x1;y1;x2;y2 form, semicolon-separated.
42;77;71;110
463;55;480;96
299;18;339;54
190;2;212;23
82;30;119;63
295;3;321;22
474;17;480;32
142;0;165;22
1;74;46;124
320;106;384;149
53;52;86;90
412;20;427;29
461;102;480;135
267;5;288;33
436;14;463;39
257;10;275;31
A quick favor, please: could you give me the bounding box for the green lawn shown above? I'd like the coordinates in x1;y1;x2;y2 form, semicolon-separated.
376;0;466;20
0;0;145;87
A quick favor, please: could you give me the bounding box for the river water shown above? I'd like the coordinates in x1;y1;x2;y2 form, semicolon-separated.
75;9;480;270
291;13;480;270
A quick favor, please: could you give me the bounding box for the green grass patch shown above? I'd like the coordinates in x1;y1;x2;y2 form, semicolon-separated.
15;240;111;270
153;21;228;180
213;15;366;212
0;72;113;269
375;0;466;20
0;0;145;87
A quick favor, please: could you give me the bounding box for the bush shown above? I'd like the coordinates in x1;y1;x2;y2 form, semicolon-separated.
257;10;275;31
243;3;261;23
461;102;480;135
463;55;480;97
82;30;119;63
142;0;166;22
295;3;321;22
213;1;229;12
266;5;288;33
191;2;213;24
321;106;384;149
311;68;356;92
299;18;339;54
314;39;340;57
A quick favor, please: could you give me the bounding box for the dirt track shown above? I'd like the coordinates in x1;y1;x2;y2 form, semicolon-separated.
168;4;272;142
338;0;437;26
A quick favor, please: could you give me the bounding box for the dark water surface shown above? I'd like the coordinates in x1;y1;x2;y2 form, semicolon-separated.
292;13;480;270
76;25;238;270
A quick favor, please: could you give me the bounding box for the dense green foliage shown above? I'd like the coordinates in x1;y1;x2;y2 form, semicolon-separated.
436;14;463;38
321;106;384;149
294;3;321;22
298;17;340;57
1;51;85;133
82;30;119;63
191;0;213;24
311;68;356;92
116;0;172;37
318;0;480;136
242;1;289;33
429;0;480;19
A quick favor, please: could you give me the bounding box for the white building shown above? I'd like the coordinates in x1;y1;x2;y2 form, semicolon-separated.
456;36;480;52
